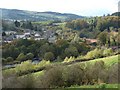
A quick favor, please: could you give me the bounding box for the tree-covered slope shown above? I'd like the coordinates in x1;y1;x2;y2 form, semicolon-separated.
1;8;84;21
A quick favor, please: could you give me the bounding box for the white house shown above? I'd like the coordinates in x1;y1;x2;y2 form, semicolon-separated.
16;35;25;39
5;31;17;35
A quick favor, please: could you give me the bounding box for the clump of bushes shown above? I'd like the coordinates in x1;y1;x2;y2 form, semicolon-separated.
35;65;64;88
63;56;75;63
15;60;34;75
85;48;113;60
108;63;119;83
62;65;84;87
2;57;14;64
37;61;109;88
85;48;103;59
26;53;34;60
11;60;50;76
34;60;50;70
44;52;55;61
16;53;26;61
6;57;14;62
103;48;113;56
3;60;118;88
16;52;34;62
2;74;35;88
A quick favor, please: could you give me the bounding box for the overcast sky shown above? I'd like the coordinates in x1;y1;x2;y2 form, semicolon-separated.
0;0;119;16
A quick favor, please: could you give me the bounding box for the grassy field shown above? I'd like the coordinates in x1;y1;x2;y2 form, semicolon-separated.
53;84;119;90
2;55;119;88
19;55;119;81
3;55;118;77
71;84;119;88
19;70;44;80
71;55;119;69
32;21;53;25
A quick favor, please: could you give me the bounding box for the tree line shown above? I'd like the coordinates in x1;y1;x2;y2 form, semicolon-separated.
66;16;119;38
2;39;90;64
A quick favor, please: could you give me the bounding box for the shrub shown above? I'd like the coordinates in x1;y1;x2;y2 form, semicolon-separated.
3;73;35;88
63;65;84;87
6;57;14;62
15;60;34;75
93;61;108;83
16;53;26;61
85;50;94;59
99;83;106;89
18;74;35;88
85;60;106;84
2;75;22;88
44;52;55;61
95;48;103;58
97;31;108;45
63;57;69;63
34;60;50;70
64;46;79;57
85;48;103;59
63;56;75;63
103;48;113;56
37;66;64;88
26;53;34;60
108;63;119;83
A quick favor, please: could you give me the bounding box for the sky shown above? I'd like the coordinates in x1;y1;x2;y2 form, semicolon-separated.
0;0;119;16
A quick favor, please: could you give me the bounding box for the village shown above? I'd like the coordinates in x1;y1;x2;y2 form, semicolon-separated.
2;28;57;44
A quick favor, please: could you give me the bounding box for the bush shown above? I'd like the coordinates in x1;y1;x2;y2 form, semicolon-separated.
63;65;84;87
44;52;55;61
34;60;50;70
3;73;35;88
108;63;119;83
85;48;113;59
37;66;64;88
99;83;106;89
64;46;79;57
18;74;35;88
85;48;103;59
63;56;75;63
26;53;34;60
6;57;14;62
84;60;107;84
15;60;34;75
103;48;113;56
2;75;22;88
16;53;26;61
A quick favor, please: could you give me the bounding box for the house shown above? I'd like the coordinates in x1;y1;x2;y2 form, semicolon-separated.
48;36;56;43
24;32;31;36
52;23;62;26
5;31;17;35
43;30;55;39
86;39;98;43
16;32;32;39
16;35;25;39
34;33;44;40
83;38;98;45
3;35;16;42
34;33;41;37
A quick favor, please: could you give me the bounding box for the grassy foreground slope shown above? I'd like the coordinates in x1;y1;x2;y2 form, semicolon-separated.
82;55;118;67
2;55;119;88
26;55;119;77
54;84;119;90
3;55;118;77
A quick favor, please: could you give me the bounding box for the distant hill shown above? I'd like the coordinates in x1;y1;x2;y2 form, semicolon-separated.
111;12;120;16
0;8;84;21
